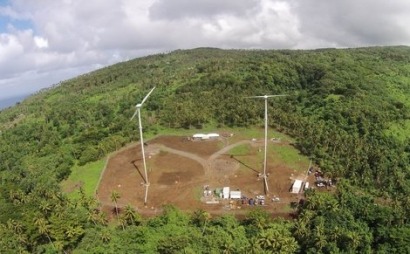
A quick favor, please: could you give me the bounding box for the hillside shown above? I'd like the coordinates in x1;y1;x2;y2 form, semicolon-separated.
0;46;410;252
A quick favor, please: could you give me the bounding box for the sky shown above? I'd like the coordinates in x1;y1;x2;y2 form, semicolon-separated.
1;0;410;101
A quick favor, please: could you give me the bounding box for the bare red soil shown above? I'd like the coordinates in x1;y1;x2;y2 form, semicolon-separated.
97;135;312;217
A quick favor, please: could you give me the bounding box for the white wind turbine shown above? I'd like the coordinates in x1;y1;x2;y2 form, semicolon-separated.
246;94;286;195
130;87;156;206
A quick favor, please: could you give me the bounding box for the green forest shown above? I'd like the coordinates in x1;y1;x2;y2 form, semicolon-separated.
0;46;410;253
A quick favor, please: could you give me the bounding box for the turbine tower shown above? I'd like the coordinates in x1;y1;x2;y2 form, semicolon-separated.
247;94;286;195
130;87;156;206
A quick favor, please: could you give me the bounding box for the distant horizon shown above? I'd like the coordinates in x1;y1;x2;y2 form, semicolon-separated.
0;93;31;110
1;0;410;101
1;45;408;111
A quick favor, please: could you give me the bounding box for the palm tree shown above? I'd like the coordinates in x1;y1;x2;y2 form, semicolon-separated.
87;209;108;226
7;219;23;235
329;226;342;242
110;190;121;218
221;241;234;254
97;211;108;226
120;204;141;228
39;200;53;216
298;210;314;225
281;237;299;254
192;209;211;234
54;241;65;252
100;229;111;243
33;217;55;251
293;221;308;239
257;230;275;250
314;233;327;251
6;219;28;247
306;194;325;210
258;226;299;253
9;190;22;204
247;237;262;254
65;225;84;240
346;231;361;250
87;210;99;226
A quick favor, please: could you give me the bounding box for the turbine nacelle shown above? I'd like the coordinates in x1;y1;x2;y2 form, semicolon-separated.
130;87;156;121
246;94;287;99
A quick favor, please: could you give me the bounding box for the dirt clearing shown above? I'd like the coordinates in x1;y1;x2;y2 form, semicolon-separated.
97;135;313;217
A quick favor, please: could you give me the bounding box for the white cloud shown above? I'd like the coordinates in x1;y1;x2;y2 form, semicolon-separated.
148;0;258;20
0;0;410;101
0;33;24;63
294;0;410;47
0;5;26;20
34;36;48;48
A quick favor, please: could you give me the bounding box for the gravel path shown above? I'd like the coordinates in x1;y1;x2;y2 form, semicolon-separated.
157;139;253;176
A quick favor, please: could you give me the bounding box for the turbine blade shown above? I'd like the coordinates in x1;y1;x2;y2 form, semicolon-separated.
244;96;265;98
130;110;138;121
244;94;287;99
140;87;156;106
265;94;287;98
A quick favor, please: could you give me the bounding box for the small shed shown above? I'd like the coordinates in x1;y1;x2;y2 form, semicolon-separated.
230;191;241;199
193;134;206;139
208;133;220;139
291;180;303;194
222;187;230;199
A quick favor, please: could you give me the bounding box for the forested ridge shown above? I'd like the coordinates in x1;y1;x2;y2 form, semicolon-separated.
0;46;410;253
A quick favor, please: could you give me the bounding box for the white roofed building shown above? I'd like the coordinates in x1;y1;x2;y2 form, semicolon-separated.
222;187;230;199
193;134;206;139
291;180;303;194
230;191;241;199
192;133;220;140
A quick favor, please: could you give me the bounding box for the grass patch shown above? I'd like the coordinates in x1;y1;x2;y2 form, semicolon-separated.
193;186;204;201
280;204;295;213
228;144;251;156
270;145;310;171
147;125;199;138
61;159;106;199
149;125;294;143
227;127;294;143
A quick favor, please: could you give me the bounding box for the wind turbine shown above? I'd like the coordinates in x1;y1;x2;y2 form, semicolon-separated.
130;87;156;206
246;94;286;195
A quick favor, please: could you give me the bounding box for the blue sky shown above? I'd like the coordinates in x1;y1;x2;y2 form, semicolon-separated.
0;0;32;32
0;16;33;32
0;0;410;101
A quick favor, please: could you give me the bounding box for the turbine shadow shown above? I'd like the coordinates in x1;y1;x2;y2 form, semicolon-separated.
131;159;147;183
230;155;260;174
